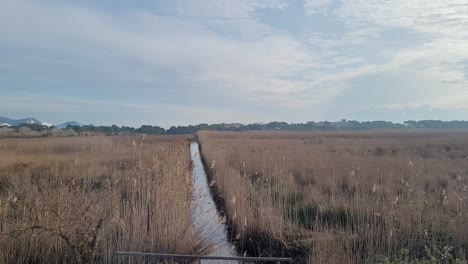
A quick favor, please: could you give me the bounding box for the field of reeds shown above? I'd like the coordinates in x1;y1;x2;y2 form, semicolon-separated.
0;135;212;263
197;130;468;263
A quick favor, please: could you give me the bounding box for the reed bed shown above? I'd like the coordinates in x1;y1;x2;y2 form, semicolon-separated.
197;130;468;263
0;135;212;263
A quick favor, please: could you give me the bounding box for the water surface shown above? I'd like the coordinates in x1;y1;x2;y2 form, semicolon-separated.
191;141;238;263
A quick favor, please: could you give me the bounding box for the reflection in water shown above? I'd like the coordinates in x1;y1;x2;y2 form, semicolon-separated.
191;142;238;264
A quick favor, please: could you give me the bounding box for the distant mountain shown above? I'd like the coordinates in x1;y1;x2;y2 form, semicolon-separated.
41;122;54;127
57;121;82;128
0;116;42;126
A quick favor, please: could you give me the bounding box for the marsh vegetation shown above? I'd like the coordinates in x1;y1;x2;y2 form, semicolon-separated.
2;130;468;263
0;135;212;263
197;130;468;263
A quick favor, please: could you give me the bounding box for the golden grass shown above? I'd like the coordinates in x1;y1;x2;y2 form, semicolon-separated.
197;130;468;263
0;135;212;263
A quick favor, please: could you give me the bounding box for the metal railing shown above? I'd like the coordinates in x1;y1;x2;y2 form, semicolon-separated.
115;251;293;263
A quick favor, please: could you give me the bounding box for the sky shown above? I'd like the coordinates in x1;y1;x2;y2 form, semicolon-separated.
0;0;467;127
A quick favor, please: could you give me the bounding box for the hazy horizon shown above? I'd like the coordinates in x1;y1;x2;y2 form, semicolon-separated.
3;114;468;130
1;0;467;127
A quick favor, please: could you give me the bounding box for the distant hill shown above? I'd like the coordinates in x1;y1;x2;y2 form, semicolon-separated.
57;121;82;128
0;116;41;126
0;116;83;128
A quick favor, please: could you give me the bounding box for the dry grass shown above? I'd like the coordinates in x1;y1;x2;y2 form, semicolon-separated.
197;130;468;263
0;135;212;263
0;127;78;138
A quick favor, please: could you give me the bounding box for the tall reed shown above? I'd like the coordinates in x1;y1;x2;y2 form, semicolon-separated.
0;135;212;263
197;130;468;263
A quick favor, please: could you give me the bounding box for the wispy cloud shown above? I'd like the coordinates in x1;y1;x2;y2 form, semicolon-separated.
302;0;468;113
0;0;467;125
0;1;330;109
304;0;333;15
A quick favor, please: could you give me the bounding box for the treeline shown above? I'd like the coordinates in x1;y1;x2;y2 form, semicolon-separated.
2;120;468;136
164;120;468;134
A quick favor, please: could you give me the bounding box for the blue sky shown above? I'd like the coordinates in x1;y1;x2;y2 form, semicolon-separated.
1;0;467;127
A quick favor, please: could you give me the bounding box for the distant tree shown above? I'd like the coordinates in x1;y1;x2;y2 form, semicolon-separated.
137;125;165;134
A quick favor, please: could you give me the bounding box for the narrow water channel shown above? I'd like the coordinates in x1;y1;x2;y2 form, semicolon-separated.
190;141;238;263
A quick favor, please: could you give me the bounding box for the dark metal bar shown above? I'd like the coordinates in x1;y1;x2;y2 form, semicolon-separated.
115;252;292;262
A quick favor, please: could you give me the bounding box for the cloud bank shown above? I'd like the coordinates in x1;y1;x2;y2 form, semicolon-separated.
0;0;467;126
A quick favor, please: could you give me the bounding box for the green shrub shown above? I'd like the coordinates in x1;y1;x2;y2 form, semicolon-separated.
376;244;466;264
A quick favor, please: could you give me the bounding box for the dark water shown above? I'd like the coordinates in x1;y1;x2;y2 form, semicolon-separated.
190;142;238;263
